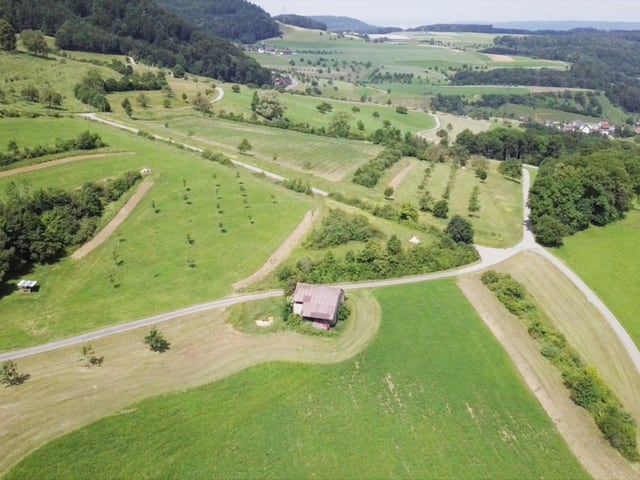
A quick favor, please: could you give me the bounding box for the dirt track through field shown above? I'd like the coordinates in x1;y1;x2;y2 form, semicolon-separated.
486;53;514;63
0;290;380;474
458;275;639;480
232;210;318;291
71;178;153;260
0;152;135;179
387;162;416;191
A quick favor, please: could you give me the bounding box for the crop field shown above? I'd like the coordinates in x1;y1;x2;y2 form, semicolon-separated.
555;209;640;347
259;28;568;80
5;281;586;479
0;117;311;352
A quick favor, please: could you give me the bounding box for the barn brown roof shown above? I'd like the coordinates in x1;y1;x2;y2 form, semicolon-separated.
293;283;344;322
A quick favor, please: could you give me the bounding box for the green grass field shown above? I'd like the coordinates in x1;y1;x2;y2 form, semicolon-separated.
4;281;586;479
0;50;119;113
555;208;640;347
0;117;311;352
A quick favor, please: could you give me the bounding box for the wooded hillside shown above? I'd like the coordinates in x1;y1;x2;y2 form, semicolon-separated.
0;0;271;85
158;0;280;43
453;31;640;113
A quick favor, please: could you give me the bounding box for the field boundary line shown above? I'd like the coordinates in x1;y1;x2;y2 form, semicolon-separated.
0;152;135;179
71;178;154;260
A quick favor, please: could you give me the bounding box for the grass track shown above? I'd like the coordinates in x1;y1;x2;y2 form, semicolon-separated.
5;281;586;479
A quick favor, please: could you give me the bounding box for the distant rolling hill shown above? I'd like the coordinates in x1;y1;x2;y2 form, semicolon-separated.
274;14;327;31
309;15;399;34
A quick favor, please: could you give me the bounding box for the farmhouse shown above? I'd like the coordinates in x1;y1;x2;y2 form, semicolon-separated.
293;282;345;328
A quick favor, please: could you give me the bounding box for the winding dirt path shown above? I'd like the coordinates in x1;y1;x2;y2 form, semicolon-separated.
232;210;318;291
71;178;154;260
0;152;134;179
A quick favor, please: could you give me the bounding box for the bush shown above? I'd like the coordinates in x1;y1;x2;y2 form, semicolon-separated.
144;328;170;352
307;209;380;248
445;215;474;244
433;199;449;219
1;360;27;386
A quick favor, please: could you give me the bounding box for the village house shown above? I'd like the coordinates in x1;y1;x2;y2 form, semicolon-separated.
292;282;345;329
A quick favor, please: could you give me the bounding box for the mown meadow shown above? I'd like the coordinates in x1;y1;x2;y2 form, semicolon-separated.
0;117;310;351
4;280;587;479
555;208;640;347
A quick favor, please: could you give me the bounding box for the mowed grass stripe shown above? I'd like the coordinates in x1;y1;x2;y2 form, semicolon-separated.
555;209;640;347
5;281;586;479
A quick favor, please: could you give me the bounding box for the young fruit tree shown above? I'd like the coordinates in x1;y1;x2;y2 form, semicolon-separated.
144;328;170;353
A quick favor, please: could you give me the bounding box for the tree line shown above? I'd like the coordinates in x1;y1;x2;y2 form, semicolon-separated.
1;130;104;167
454;123;617;165
278;230;477;293
0;0;271;85
453;31;640;112
0;170;142;284
432;90;603;118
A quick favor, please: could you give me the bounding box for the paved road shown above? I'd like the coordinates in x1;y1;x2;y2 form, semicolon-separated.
9;118;640;376
0;290;283;362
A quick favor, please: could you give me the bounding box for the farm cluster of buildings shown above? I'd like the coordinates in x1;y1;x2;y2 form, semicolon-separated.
542;119;616;137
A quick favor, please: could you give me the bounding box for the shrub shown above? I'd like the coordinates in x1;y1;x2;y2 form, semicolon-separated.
433;199;449;219
445;215;474;244
144;328;170;352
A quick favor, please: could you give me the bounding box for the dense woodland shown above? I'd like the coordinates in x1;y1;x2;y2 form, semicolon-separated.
0;0;271;85
158;0;280;44
453;32;640;113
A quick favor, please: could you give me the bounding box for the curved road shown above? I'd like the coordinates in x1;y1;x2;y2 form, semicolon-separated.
5;119;640;378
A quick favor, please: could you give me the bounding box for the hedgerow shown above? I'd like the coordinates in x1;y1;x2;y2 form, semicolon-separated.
481;270;639;461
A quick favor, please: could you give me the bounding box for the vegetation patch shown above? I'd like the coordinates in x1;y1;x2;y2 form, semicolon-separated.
4;281;587;479
306;209;381;248
1;131;105;168
481;270;640;461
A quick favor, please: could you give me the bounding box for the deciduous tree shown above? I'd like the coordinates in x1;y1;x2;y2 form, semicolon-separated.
20;29;48;56
0;19;16;51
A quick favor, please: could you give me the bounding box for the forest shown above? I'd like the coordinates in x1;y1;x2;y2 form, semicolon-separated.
0;0;271;85
158;0;280;44
454;31;640;112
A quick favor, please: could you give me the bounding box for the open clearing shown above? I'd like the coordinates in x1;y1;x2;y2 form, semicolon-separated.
486;54;515;63
5;281;586;479
0;289;379;475
387;160;416;191
71;178;154;260
458;269;639;480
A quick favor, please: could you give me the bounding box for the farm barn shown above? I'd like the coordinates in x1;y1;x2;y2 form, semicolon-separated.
292;283;345;328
